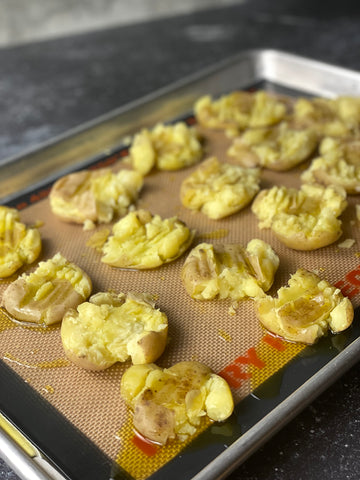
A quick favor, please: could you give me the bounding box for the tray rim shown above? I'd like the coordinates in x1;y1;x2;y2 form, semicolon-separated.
1;47;360;480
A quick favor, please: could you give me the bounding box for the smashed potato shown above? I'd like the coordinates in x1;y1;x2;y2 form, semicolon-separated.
301;137;360;193
227;122;318;171
255;268;354;344
61;291;168;370
334;96;360;133
182;239;279;301
101;209;195;268
2;253;92;325
293;97;354;137
252;184;347;250
49;167;143;225
180;156;261;219
120;361;234;444
129;122;203;175
0;206;41;278
194;90;289;135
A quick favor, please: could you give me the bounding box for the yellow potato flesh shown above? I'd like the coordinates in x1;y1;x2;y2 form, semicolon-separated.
180;157;261;220
130;122;203;175
293;97;351;137
194;90;287;134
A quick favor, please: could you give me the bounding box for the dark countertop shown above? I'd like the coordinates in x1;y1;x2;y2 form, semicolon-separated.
1;0;360;478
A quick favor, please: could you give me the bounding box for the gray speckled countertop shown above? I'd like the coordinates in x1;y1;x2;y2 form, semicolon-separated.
1;0;360;479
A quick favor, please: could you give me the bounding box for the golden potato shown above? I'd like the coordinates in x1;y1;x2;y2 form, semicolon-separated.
227;122;318;171
49;167;143;225
129;122;203;175
194;90;289;135
255;268;354;344
120;361;234;444
61;291;168;370
2;252;92;325
180;157;261;220
181;239;279;301
101;209;195;268
0;206;42;278
252;184;347;250
292;97;353;137
333;96;360;132
301;137;360;193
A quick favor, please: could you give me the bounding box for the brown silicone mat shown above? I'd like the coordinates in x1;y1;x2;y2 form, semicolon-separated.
1;113;360;479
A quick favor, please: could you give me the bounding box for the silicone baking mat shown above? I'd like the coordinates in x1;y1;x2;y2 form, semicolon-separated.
1;50;360;480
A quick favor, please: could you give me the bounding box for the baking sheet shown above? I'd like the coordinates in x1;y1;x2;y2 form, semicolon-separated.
1;49;360;480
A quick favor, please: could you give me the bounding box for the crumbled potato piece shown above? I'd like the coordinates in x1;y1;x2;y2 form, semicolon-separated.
101;209;195;268
2;253;92;325
180;157;261;219
227;122;318;171
301;137;360;193
292;97;353;137
255;268;354;344
252;184;347;250
120;361;234;444
0;206;42;278
86;227;111;252
61;291;168;370
194;90;289;135
338;238;355;249
129;122;203;175
49;167;143;225
181;239;279;301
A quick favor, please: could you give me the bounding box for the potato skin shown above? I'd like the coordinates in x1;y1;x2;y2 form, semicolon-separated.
50;170;98;224
4;279;85;325
128;330;168;365
273;226;342;251
134;392;176;445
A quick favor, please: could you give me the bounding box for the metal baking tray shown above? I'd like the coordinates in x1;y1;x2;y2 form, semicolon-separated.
1;49;360;480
